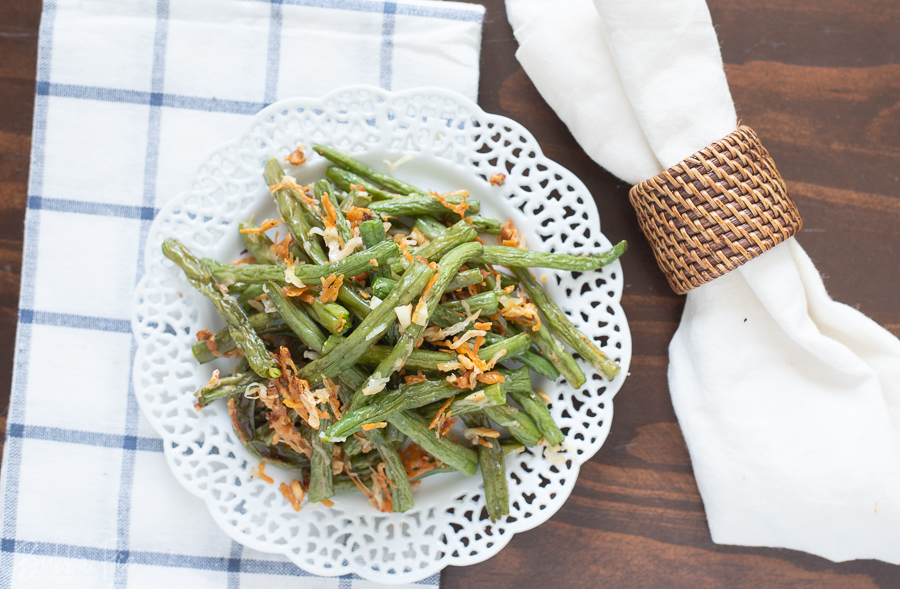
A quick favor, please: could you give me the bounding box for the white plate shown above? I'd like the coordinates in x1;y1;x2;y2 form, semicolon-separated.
130;85;631;584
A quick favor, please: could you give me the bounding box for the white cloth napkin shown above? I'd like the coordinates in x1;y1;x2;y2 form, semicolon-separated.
0;0;483;586
506;0;900;564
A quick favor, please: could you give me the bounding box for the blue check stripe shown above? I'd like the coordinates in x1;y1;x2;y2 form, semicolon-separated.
27;195;157;220
379;2;397;91
0;539;442;584
4;424;163;453
240;0;483;22
37;82;267;115
18;309;130;334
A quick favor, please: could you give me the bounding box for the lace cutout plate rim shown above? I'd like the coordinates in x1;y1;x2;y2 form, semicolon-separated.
130;85;632;585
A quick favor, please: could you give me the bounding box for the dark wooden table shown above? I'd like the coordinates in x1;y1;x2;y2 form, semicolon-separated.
2;0;899;586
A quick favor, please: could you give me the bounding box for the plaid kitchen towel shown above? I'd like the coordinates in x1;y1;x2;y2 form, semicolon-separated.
0;0;484;586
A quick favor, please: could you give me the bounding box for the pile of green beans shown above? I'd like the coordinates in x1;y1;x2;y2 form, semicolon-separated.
165;145;626;522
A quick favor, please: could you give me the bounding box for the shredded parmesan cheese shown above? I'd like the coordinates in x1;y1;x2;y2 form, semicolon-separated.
437;361;461;372
384;153;415;171
284;266;306;288
543;442;569;465
448;329;487;349
331;236;363;261
463;427;501;439
395;304;413;334
362;373;390;396
426;310;480;342
485;349;507;370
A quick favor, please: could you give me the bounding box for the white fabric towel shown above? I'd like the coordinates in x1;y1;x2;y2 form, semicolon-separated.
506;0;900;564
0;0;483;586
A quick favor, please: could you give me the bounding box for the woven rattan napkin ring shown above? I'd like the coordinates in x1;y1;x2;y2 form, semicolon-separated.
629;125;802;295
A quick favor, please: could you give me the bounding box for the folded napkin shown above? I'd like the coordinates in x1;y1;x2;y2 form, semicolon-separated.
507;0;900;564
0;0;483;585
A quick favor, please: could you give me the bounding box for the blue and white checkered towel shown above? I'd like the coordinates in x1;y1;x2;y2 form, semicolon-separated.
0;0;484;586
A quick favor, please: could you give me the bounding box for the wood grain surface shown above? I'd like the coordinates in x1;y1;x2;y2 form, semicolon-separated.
1;0;899;587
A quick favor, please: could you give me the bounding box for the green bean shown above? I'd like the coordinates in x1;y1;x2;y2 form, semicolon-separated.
326;367;530;440
512;267;620;380
335;281;372;320
481;332;560;381
314;145;426;196
342;435;363;457
445;269;485;292
191;312;289;364
477;242;627;271
314;180;353;244
461;410;509;522
288;244;312;265
413;216;448;239
365;428;415;512
358;346;450;371
499;273;519;289
229;393;310;470
470;262;498;290
325;166;401;200
264;159;327;263
508;389;564;447
195;369;265;408
387;410;478;476
414;220;478;261
528;323;586;388
204;240;398;285
353;242;483;405
349;450;382;471
385;423;407;446
333;474;370;494
163;239;280;379
239;221;282;265
300;261;434;381
354;333;531;375
236;283;266;307
299;299;351;335
499;438;525;456
371;268;484;299
359;220;392;280
409;465;454;482
419;384;507;420
368;194;480;218
262;282;327;353
483;404;542;447
469;215;503;235
324;378;458;440
305;419;334;503
267;167;376;322
369;277;396;300
339;184;372;212
442;291;499;316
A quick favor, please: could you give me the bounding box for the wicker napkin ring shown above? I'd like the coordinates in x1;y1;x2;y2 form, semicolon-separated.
629;125;802;295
